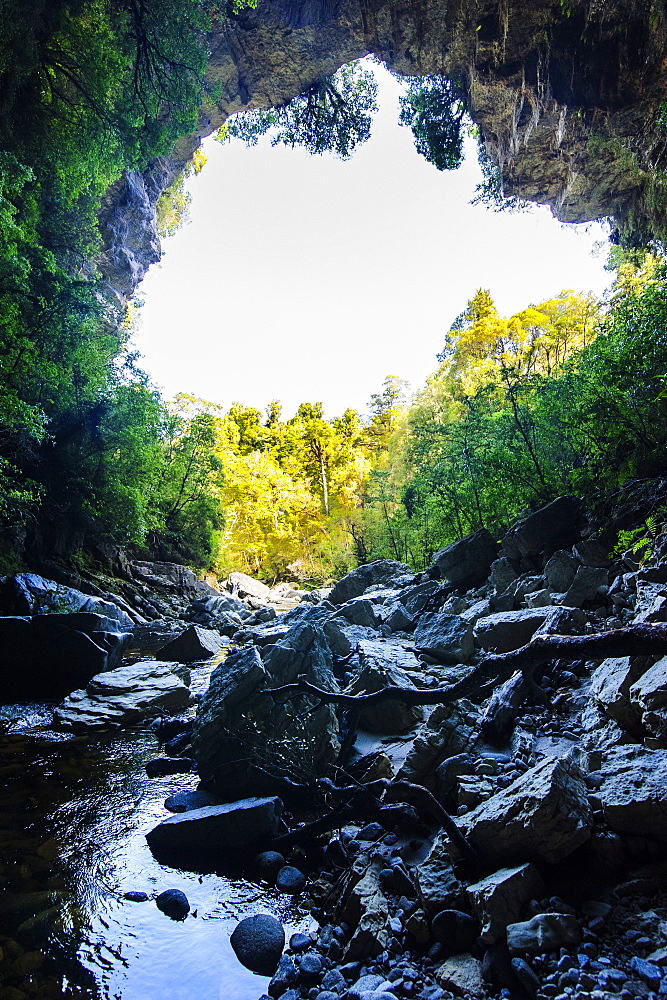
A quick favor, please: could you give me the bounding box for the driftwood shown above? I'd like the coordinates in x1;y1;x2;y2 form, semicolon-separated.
272;776;475;860
266;624;667;712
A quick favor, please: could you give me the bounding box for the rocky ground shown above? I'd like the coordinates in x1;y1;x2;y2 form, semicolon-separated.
2;494;667;999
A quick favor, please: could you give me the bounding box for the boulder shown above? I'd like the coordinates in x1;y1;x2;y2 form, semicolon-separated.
379;602;416;636
340;863;390;960
506;913;581;955
630;655;667;737
414;835;467;911
633;581;667;623
329;560;411;606
489;557;519;595
474;608;554;653
0;573;135;627
164;789;221;813
590;656;646;731
349;639;424;733
398;581;444;616
156;888;190;920
337;598;380;629
186;593;250;623
435;955;485;998
597;745;667;839
397;700;481;787
430;910;479;954
156;624;223;662
146;796;285;859
431;529;498;588
53;661;191;730
544;550;579;592
501;496;587;561
573;539;611;568
558;565;608;608
413;613;475;663
230;913;285;976
455;755;592;865
467;864;545;944
227;571;273;601
0;614;133;701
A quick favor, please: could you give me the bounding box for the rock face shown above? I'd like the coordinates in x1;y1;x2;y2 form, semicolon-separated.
99;1;667;310
0;573;134;628
53;661;191;729
455;755;592;864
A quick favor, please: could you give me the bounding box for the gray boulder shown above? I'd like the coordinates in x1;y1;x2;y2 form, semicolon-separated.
131;560;218;599
597;745;667;839
633;580;667;623
474;608;554;653
501;496;587;561
558;565;608;608
489;557;519;595
156;624;223;662
53;660;191;730
455;755;592;864
506;913;581;955
146;796;285;858
329;560;411;606
337;598;380;629
414;613;474;663
379;602;416;635
431;529;498;588
629;654;667;738
467;864;545;944
544;550;579;592
590;656;646;731
399;580;444;616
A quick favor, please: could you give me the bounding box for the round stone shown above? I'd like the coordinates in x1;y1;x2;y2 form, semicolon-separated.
289;932;311;952
255;850;286;881
230;913;285;976
123;890;149;902
431;909;479;954
275;865;307;894
156;888;190;920
299;952;324;980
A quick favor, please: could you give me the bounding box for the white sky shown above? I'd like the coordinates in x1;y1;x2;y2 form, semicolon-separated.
133;62;612;421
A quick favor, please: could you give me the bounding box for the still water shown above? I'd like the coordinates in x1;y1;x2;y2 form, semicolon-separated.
0;699;307;1000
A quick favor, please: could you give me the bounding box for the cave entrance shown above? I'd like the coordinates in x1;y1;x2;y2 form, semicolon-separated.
133;61;610;421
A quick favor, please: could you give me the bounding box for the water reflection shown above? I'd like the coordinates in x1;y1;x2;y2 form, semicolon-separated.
0;713;307;1000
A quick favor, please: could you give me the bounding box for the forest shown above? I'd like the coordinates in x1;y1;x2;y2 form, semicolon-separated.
2;1;667;585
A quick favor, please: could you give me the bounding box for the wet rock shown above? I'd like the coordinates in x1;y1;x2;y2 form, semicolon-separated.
269;955;299;997
164;789;221;813
467;864;545;944
506;912;581;954
275;866;306;894
435;954;485;997
230;913;285;976
500;496;587;561
256;850;287;881
289;931;311;952
455;754;592;864
597;745;667;838
413;613;474;663
430;910;479;954
431;529;498;588
156;624;223;662
145;756;196;778
54;661;191;730
329;561;411;606
156;888;190;920
544;549;580;592
123;890;149;902
298;952;324;980
146;796;285;859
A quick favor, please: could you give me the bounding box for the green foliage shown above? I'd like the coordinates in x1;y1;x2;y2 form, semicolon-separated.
398;75;468;171
223;61;378;159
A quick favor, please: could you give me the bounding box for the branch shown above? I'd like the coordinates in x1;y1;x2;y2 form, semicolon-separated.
265;624;667;710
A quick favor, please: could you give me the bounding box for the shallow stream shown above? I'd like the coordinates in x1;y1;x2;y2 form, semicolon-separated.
0;687;307;1000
